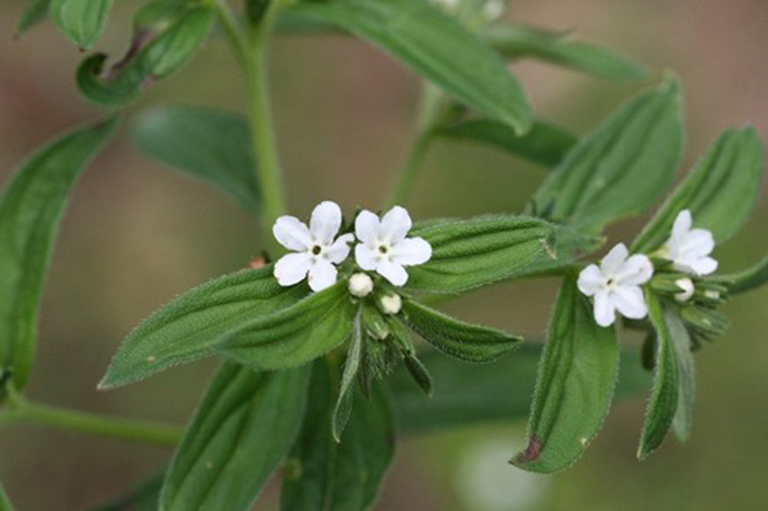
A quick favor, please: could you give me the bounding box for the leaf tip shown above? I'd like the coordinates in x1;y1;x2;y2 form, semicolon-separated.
509;435;542;468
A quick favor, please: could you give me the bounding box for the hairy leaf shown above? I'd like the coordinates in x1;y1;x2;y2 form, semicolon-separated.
99;267;307;390
281;361;394;511
50;0;114;49
512;278;618;473
529;77;682;233
332;309;364;441
632;127;764;252
16;0;51;36
406;215;556;293
132;105;259;215
485;24;647;81
718;256;768;295
285;0;531;133
87;472;163;511
161;363;310;511
438;119;577;167
389;346;650;434
217;281;356;370
77;7;214;106
0;117;117;390
638;293;680;459
666;308;695;442
401;299;520;363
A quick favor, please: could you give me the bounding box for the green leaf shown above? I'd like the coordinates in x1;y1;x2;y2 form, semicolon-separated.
666;308;695;442
718;256;768;295
484;24;647;81
87;472;163;511
389;345;650;435
332;308;364;441
632;127;764;253
76;7;214;106
282;361;395;511
99;267;307;390
217;280;356;371
161;362;310;511
0;481;12;511
0;117;117;390
16;0;51;36
50;0;114;50
401;299;520;363
438;119;577;167
529;77;683;233
285;0;531;133
512;278;618;473
245;0;270;25
131;105;259;215
406;215;556;293
638;293;680;460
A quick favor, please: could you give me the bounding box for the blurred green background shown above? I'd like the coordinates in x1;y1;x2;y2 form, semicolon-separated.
1;1;767;509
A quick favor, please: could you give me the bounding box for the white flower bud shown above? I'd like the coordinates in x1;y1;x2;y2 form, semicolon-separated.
704;290;721;300
348;273;374;297
674;278;695;302
379;294;403;315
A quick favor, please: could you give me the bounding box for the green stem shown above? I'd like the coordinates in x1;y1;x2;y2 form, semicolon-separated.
386;83;446;208
1;391;182;447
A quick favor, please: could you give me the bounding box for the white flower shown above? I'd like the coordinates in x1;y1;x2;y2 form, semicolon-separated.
348;273;374;297
482;0;506;21
379;294;403;315
354;206;432;286
273;201;354;292
577;243;654;327
661;209;718;276
674;278;694;302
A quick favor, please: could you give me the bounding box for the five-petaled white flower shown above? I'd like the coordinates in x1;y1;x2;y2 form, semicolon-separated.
661;209;718;276
273;201;354;292
577;243;654;327
354;206;432;286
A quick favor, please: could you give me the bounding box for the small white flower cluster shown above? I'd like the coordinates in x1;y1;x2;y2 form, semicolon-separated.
578;209;718;327
272;201;432;293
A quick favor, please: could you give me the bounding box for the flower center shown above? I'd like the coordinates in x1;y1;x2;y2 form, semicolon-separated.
378;245;389;254
312;245;322;256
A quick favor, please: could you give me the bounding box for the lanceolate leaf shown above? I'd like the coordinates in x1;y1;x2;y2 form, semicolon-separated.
389;345;650;434
87;473;163;511
132;106;259;215
512;278;618;473
406;215;556;293
50;0;114;50
99;267;307;390
217;281;356;370
401;299;520;363
529;77;683;234
484;24;647;81
638;293;680;460
0;117;118;390
438;119;578;167
718;256;768;295
282;361;395;511
16;0;51;36
285;0;531;133
666;308;696;442
77;7;214;106
161;363;310;511
332;308;364;441
632;127;764;252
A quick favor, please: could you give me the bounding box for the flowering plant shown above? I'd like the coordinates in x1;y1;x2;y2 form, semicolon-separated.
0;0;766;508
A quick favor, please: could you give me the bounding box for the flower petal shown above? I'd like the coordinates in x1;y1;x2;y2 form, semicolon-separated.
679;228;715;258
274;253;312;286
380;206;412;244
310;201;343;245
390;237;432;266
671;209;693;241
577;264;605;297
600;243;629;274
682;256;718;276
355;210;380;245
593;289;616;327
273;216;312;251
325;233;354;264
377;261;409;286
611;286;648;320
615;254;654;286
355;244;378;271
308;259;338;292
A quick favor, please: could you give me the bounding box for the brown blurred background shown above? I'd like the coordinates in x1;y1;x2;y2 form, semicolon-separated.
1;0;767;509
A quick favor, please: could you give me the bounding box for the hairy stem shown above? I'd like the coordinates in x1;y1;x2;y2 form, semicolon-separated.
387;83;446;208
